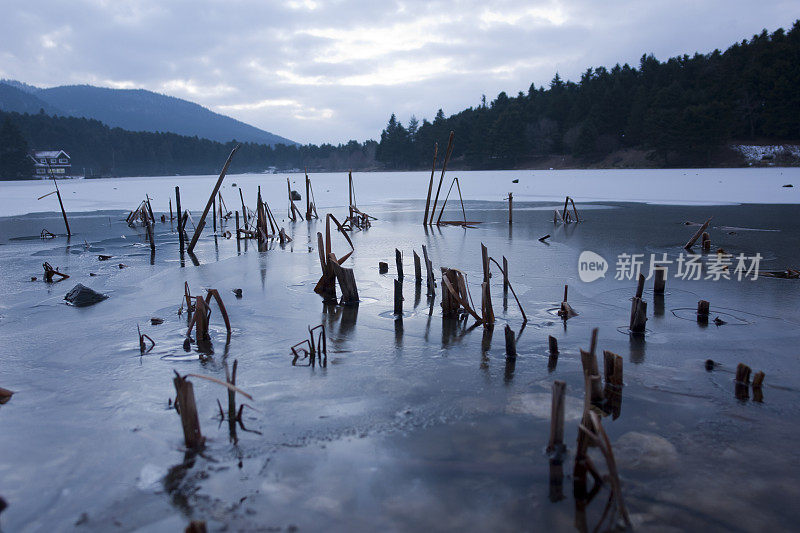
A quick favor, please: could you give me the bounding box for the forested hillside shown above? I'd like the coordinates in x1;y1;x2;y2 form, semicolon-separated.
376;21;800;168
0;110;376;178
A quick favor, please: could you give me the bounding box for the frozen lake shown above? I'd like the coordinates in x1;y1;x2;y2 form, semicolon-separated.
0;167;798;218
0;169;799;531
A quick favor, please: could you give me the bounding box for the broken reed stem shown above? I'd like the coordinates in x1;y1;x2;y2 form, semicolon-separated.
487;256;527;324
697;299;710;324
654;266;666;294
287;177;304;221
548;335;559;355
227;359;238;432
568;196;580;222
701;232;711;252
187;145;239;253
331;258;359;305
481;281;495;326
55;187;71;237
305;171;311;219
394;278;403;315
585;411;632;528
504;324;516;357
176;187;184;253
547;380;566;455
502;256;509;293
396;249;403;279
735;363;752;384
314;214;355;301
603;350;623;387
184;373;253;400
684;217;712;249
49;176;72;237
348;170;354;209
145;195;155;224
480;244;495;325
212;197;217;233
580;328;603;405
238;187;248;228
43;261;69;282
456;177;468;226
413;251;422;284
422;244;435;296
204;289;232;335
635;273;645;299
190;296;209;341
441;268;472;319
173;373;205;449
629;274;647;332
508;192;513;224
435;177;467;226
429;131;455;226
137;324;155;354
423;142;438;224
146;210;156;251
440;269;458;317
481;243;490;283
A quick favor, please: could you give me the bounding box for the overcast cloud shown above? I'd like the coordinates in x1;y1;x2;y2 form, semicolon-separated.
1;1;796;144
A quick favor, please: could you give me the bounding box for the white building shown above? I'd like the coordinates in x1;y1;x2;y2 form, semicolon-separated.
29;150;71;178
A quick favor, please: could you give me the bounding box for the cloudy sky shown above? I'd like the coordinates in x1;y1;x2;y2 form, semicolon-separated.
1;1;796;144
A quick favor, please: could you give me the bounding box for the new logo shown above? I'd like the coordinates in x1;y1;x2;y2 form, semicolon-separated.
578;251;608;282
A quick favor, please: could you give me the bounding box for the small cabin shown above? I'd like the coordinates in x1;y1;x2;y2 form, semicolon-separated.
29;150;71;178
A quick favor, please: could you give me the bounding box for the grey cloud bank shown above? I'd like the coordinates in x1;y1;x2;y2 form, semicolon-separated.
1;0;796;144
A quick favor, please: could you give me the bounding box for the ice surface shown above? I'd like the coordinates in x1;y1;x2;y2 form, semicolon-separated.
1;167;798;218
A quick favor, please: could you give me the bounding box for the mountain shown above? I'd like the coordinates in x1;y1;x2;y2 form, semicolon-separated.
0;80;295;146
0;83;63;116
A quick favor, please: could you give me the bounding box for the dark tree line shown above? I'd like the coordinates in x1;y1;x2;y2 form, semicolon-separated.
377;21;800;168
0;109;377;179
0;118;34;178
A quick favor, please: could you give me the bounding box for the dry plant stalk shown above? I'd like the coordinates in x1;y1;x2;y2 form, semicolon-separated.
305;170;320;220
629;273;647;332
436;177;478;227
344;171;376;230
429;131;455;225
314;214;355;300
187;145;239;253
579;328;604;406
184;282;195;313
422;141;438;225
422;245;436;296
291;324;327;367
441;267;482;322
486;255;527;324
37;170;71;236
173;372;205;449
579;411;632;529
137;324;155;354
684;217;713;249
558;284;578;319
287;178;304;221
185;288;232;340
43;262;69;282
